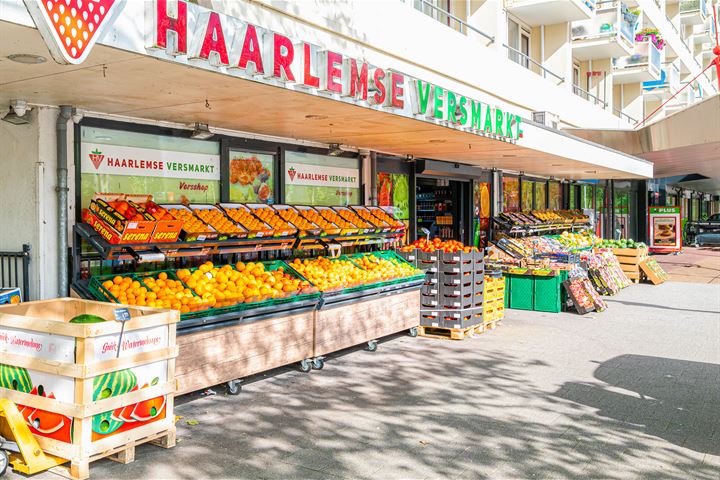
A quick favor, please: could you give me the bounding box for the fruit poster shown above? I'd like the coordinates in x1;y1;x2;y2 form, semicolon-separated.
80;127;220;207
284;152;360;206
502;177;519;212
377;173;409;220
229;151;274;204
648;206;681;253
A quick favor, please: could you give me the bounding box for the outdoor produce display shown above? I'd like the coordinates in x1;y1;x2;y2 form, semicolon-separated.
595;238;647;249
400;237;480;253
494;209;591;235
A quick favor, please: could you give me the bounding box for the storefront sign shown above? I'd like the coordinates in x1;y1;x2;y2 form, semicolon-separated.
141;0;522;142
284;162;359;189
81;143;219;180
648;206;682;253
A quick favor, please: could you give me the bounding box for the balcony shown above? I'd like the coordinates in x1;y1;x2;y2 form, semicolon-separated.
505;0;596;27
504;45;566;85
613;41;663;84
693;17;716;44
643;63;680;101
664;83;697;114
680;0;708;26
571;2;637;60
411;0;494;43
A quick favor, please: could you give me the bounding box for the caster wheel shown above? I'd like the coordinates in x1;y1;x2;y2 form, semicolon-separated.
408;326;419;337
312;358;324;370
299;359;312;373
366;340;378;352
226;379;242;395
0;449;8;476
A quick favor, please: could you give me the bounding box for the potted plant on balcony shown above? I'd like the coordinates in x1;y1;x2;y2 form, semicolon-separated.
635;27;665;50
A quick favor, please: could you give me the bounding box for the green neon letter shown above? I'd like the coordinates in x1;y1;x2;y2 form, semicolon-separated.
415;80;431;115
458;96;468;125
433;86;445;119
495;108;504;135
446;91;457;123
484;105;493;132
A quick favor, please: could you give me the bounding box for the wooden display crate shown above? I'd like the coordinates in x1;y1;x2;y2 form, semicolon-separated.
0;298;178;479
175;309;314;395
610;247;648;283
314;290;419;356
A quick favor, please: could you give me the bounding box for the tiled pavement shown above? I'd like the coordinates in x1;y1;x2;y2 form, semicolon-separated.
12;281;720;480
654;247;720;284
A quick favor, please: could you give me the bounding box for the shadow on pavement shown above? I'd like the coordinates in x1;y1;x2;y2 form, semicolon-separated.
602;298;720;314
554;354;720;457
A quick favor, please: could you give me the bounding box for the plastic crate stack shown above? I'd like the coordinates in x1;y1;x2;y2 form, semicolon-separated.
400;249;485;330
482;274;505;323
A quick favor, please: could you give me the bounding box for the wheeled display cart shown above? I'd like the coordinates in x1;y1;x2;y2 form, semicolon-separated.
71;206;420;397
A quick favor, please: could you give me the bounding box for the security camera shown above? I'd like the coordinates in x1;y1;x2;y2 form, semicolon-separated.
10;100;28;117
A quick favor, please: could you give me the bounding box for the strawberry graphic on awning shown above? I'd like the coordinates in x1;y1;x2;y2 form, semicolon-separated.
287;167;297;181
23;0;125;65
89;148;104;170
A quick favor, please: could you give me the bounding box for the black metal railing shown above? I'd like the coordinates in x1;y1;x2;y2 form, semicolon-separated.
0;244;30;301
414;0;494;43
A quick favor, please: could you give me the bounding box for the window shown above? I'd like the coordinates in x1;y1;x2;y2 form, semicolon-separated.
521;180;534;211
284;152;360;206
520;31;530;69
79;126;220;207
502;176;520;213
228;150;275;204
573;63;581;95
534;182;547;210
548;182;561;210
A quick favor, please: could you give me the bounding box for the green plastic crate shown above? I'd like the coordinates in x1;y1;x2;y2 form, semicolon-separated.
533;275;563;313
509;275;534;310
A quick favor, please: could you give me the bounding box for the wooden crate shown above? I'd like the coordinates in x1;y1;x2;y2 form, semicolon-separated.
611;247;648;260
314;290;419;356
0;298;178;479
175;309;314;395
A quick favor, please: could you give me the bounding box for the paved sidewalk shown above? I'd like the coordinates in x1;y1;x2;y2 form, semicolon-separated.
653;247;720;284
13;281;720;480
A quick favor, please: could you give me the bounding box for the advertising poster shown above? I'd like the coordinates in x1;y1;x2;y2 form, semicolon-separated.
284;152;360;206
648;206;682;252
377;173;410;220
80;127;220;206
229;151;275;204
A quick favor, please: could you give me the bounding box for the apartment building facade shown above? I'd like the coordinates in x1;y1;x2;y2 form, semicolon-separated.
0;0;716;298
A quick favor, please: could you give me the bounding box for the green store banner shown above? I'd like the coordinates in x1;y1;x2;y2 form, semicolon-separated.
284;160;360;206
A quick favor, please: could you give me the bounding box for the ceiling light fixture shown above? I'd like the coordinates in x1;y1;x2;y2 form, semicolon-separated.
1;100;31;125
6;53;46;64
328;143;344;156
190;123;214;140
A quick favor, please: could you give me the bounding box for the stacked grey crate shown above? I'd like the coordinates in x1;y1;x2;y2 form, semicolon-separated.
399;249;485;330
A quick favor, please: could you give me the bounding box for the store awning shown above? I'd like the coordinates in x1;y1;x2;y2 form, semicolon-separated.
0;17;652;180
570;95;720;191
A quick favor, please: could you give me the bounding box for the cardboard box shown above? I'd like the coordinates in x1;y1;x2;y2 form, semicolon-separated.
87;194;182;244
0;288;22;305
83;209;154;245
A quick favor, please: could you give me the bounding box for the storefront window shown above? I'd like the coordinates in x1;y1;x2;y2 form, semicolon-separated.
581;184;594;209
80;126;220;206
521;180;534;211
666;194;677;207
377;173;409;220
284;152;360;206
534;182;547;210
691;199;700;221
502;176;519;212
613;181;637;240
548;182;561;210
228;150;275;203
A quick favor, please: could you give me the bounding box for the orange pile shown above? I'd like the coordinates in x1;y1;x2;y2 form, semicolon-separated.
298;209;337;230
167;208;209;233
176;261;312;308
224;207;268;231
194;208;244;235
101;273;206;313
277;208;317;230
337;209;373;228
251;207;295;231
317;209;355;229
352;209;387;227
353;254;418;281
368;208;402;227
289;257;368;292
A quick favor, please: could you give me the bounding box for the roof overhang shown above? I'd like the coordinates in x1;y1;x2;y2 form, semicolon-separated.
0;1;652;180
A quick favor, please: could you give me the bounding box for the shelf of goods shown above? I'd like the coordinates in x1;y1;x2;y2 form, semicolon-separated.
72;202;420;396
493;210;591;236
0;298;177;479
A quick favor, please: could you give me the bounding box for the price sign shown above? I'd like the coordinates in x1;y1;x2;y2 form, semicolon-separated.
113;308;131;322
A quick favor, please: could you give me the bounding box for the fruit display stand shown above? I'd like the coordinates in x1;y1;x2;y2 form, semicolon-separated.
71;202;416;394
0;298;177;479
606;247;648;283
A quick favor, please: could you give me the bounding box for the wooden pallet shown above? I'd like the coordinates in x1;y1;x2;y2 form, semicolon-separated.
418;323;485;340
484;319;499;330
50;427;176;480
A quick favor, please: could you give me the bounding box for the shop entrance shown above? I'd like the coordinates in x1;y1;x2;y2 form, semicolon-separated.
415;177;470;243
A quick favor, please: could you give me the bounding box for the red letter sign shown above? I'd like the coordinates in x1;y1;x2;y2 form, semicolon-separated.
324;51;343;94
343;58;368;100
238;24;264;75
303;43;320;88
272;34;295;82
389;71;405;109
154;0;187;55
197;12;229;66
372;68;387;105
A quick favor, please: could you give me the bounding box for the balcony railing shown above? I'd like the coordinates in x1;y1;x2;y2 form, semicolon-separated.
679;0;708;16
573;84;608;108
412;0;494;43
612;41;662;76
613;107;638;124
571;2;637;46
503;44;565;84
